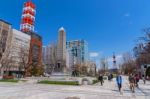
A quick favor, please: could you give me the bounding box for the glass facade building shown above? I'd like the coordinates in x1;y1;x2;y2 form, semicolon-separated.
66;40;89;67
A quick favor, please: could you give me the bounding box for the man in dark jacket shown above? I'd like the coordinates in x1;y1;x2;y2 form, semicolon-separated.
98;74;104;86
110;74;113;80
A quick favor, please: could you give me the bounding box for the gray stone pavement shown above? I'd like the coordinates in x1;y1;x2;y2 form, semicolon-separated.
0;76;149;99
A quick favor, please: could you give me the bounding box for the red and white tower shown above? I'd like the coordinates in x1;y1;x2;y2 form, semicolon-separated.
20;0;36;33
113;53;116;68
113;53;117;69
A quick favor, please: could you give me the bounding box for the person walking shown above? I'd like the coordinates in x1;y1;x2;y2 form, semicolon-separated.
129;74;135;93
116;73;123;94
108;74;113;81
135;74;139;87
108;74;111;81
98;74;104;86
142;75;146;84
110;74;113;80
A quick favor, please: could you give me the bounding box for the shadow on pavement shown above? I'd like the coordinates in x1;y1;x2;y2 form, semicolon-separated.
137;87;149;96
112;89;118;92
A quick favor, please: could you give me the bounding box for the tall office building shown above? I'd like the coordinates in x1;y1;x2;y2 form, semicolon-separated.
6;29;31;76
28;33;42;65
42;46;50;65
42;43;57;74
56;27;67;72
0;19;31;76
43;43;57;66
0;20;12;76
0;19;12;61
66;40;89;69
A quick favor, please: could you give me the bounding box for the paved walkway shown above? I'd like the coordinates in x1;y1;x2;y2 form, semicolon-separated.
0;76;149;99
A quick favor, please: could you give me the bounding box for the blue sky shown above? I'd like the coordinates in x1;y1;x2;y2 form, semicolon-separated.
0;0;150;61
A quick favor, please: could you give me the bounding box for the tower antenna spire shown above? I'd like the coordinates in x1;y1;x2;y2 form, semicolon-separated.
113;52;116;68
20;0;36;33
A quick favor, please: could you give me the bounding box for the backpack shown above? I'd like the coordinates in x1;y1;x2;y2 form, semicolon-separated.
129;76;135;83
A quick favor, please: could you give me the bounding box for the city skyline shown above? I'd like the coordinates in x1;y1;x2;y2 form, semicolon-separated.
0;0;149;58
0;1;150;99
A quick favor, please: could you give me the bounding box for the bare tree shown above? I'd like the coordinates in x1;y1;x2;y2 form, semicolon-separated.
121;52;136;74
18;46;30;77
99;57;108;74
133;28;150;69
0;48;12;75
87;62;97;77
71;64;82;77
80;64;87;76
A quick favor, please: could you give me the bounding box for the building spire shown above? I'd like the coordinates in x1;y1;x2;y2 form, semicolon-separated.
59;27;65;32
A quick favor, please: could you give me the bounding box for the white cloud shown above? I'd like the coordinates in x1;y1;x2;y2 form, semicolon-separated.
116;55;122;60
90;52;99;57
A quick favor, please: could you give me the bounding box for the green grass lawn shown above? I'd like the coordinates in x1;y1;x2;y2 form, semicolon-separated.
38;80;79;85
0;79;19;83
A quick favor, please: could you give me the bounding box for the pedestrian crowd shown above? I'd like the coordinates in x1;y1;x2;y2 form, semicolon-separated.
98;71;145;95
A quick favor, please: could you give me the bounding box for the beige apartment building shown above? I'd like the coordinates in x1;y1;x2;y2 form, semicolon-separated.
0;19;12;76
0;19;31;77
